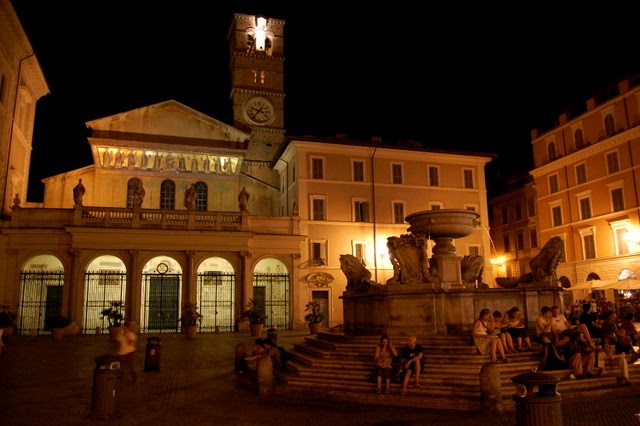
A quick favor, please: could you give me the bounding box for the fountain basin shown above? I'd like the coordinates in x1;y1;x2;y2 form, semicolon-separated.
405;209;479;239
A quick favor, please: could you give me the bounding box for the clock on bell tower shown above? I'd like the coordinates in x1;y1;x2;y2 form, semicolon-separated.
228;14;286;161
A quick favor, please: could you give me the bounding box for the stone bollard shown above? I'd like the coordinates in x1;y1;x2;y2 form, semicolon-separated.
234;343;248;373
512;371;563;426
480;362;503;415
256;355;274;396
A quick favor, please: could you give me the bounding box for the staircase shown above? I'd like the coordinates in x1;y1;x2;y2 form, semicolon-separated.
275;332;640;411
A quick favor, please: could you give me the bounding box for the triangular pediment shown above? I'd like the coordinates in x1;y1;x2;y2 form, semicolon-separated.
86;100;250;144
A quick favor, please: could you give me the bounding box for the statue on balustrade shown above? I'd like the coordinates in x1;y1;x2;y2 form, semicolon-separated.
184;183;197;210
73;179;85;206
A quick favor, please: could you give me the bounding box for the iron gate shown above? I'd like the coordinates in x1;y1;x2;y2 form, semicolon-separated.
253;273;290;330
141;272;181;333
197;272;235;332
83;271;127;334
18;271;64;335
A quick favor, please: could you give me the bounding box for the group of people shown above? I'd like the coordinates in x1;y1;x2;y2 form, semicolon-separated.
535;304;635;384
471;307;534;365
372;335;423;396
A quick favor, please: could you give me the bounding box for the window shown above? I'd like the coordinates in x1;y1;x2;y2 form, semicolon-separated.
391;163;403;184
548;174;559;194
354;200;370;222
468;245;480;257
583;234;596;259
606;151;620;174
547;142;556;161
428;166;439;186
311;197;326;221
514;202;522;221
502;207;508;225
126;178;143;208
551;205;562;227
516;231;525;251
529;229;538;248
574;128;584;148
463;169;474;189
611;220;630;255
194;181;208;211
352;161;364;182
310;240;327;266
578;197;592;220
575;163;587;185
352;241;367;266
392;201;405;224
430;202;443;210
465;204;478;212
160;180;175;209
611;187;625;212
311;157;324;179
527;198;536;217
604;114;615;137
503;235;511;253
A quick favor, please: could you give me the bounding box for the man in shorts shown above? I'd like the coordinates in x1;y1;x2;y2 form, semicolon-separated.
400;335;423;396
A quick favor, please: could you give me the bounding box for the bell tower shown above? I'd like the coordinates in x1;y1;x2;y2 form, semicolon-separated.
228;14;285;162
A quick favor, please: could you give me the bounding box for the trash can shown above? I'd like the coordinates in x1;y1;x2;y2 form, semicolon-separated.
91;354;121;419
144;336;161;372
267;327;278;346
512;371;563;426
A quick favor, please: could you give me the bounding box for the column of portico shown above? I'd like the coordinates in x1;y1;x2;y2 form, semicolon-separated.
238;251;252;330
68;249;82;323
185;250;196;303
127;250;141;324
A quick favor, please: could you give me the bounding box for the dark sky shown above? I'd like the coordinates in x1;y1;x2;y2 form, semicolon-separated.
12;1;640;202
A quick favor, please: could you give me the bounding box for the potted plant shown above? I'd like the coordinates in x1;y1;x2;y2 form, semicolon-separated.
304;300;324;334
44;315;72;341
100;301;125;340
243;298;267;336
0;305;17;343
179;302;203;339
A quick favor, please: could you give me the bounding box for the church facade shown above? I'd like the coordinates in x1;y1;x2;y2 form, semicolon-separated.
0;8;494;335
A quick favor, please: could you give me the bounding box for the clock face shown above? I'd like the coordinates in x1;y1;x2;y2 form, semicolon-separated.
243;96;274;125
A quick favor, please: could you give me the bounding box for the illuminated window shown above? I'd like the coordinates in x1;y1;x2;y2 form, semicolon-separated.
352;241;367;266
428;166;439;186
195;181;208;211
576;163;587;185
352;161;364;182
391;163;403;184
160;180;175;210
610;220;630;255
310;240;327;266
548;174;559;194
606;151;620;174
463;169;474;189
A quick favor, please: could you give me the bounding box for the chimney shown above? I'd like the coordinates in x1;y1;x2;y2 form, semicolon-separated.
586;97;597;111
371;135;382;144
336;133;347;140
618;79;630;94
530;128;541;140
559;112;569;125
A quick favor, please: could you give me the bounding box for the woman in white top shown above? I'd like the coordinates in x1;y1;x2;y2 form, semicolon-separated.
472;308;508;364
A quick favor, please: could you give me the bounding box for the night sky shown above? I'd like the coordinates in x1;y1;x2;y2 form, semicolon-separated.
11;1;640;202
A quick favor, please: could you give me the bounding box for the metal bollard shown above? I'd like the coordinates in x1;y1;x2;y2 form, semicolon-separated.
512;371;563;426
91;355;121;419
144;336;161;372
256;355;274;396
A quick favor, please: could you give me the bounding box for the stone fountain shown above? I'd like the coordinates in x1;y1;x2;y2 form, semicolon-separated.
340;209;563;336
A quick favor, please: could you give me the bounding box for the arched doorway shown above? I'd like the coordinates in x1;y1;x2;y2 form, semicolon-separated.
18;254;64;335
141;257;182;333
197;257;235;332
83;255;127;334
253;258;290;330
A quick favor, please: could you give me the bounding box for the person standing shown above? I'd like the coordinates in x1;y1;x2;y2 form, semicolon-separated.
400;335;423;396
115;321;139;385
374;334;397;394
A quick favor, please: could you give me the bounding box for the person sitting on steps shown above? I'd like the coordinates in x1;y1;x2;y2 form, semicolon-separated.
472;308;508;364
399;335;423;396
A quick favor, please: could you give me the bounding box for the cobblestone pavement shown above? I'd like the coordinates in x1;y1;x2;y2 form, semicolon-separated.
1;331;640;425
